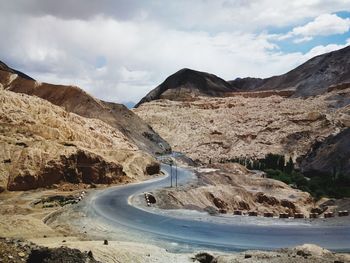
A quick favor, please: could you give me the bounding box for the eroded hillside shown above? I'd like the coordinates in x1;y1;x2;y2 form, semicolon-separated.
0;89;158;191
0;61;170;155
134;87;350;169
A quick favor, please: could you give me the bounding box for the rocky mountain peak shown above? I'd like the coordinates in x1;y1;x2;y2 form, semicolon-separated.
135;68;236;107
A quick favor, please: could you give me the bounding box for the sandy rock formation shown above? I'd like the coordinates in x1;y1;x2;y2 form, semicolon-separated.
134;87;349;166
7;150;126;191
208;244;350;263
0;61;170;155
154;163;314;216
0;88;157;191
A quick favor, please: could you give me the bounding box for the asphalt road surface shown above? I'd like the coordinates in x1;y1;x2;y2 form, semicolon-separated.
87;164;350;252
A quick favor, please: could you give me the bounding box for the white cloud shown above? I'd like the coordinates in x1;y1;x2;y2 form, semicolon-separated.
293;36;313;43
281;13;350;42
293;13;350;36
0;1;349;103
303;41;350;59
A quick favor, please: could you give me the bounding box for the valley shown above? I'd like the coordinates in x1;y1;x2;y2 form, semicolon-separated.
0;45;350;263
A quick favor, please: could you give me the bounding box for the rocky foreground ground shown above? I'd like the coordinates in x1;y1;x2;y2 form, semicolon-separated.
1;237;349;263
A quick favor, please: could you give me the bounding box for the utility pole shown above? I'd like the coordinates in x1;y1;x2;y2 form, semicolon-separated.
175;161;178;188
170;163;173;188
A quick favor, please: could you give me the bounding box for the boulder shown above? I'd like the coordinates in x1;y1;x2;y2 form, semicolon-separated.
27;247;100;263
238;200;250;210
255;192;279;206
145;162;160;175
213;197;228;210
193;252;214;263
280;199;296;210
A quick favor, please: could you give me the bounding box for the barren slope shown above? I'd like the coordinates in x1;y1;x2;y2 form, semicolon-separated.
0;61;170;155
134;88;350;167
0;88;158;191
230;45;350;96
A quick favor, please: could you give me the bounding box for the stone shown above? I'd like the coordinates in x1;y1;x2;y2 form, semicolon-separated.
281;199;296;210
194;252;214;263
255;192;279;206
145;162;160;175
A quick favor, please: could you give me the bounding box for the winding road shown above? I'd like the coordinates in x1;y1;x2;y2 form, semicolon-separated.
86;164;350;252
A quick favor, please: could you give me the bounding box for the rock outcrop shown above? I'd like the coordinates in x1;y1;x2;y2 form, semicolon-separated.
7;150;126;191
0;61;170;155
0;88;158;191
200;244;350;263
153;163;313;216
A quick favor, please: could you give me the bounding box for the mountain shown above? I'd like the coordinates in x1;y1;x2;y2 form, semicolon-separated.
135;68;236;107
136;46;350;107
300;128;350;177
135;83;350;169
0;61;170;155
230;45;350;96
0;88;158;191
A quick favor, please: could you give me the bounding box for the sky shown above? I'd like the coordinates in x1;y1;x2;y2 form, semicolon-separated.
0;0;350;104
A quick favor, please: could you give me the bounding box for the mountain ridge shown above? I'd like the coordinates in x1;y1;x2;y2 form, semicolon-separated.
135;68;237;107
0;61;170;155
136;45;350;106
230;45;350;96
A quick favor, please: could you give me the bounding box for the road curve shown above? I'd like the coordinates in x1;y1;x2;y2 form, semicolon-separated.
87;164;350;252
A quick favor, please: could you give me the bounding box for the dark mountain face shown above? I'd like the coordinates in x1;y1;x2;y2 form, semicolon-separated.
135;68;236;107
0;61;34;81
228;77;266;91
300;128;350;177
0;61;170;154
230;45;350;97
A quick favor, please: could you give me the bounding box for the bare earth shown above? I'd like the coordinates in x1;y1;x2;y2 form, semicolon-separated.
134;87;350;164
0;178;349;262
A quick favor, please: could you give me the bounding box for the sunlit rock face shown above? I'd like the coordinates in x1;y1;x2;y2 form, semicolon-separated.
0;61;171;155
134;86;349;166
0;88;158;191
